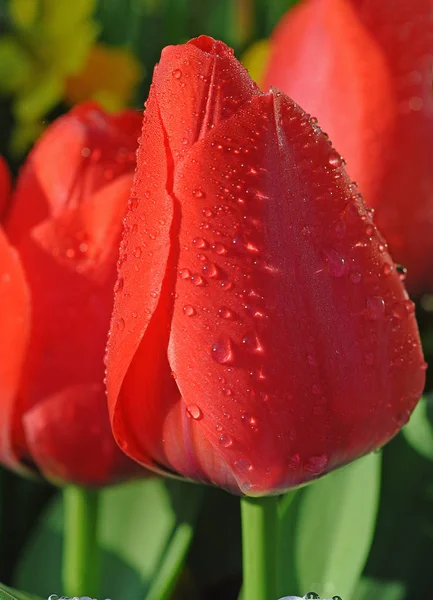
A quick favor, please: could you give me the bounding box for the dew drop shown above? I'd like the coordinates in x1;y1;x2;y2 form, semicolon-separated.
193;237;208;249
383;263;393;276
366;296;385;320
179;268;191;279
303;454;328;474
218;306;234;319
328;150;344;167
193;274;206;286
192;188;205;199
304;594;320;600
202;208;213;217
234;458;252;473
183;305;196;317
219;434;233;448
221;280;233;291
134;246;142;258
172;68;182;79
396;265;407;281
202;262;220;278
322;248;347;278
114;277;124;293
392;299;415;319
350;271;361;284
211;337;235;364
116;318;125;331
241;413;257;428
211;242;226;256
222;387;232;396
365;223;374;237
186;404;202;419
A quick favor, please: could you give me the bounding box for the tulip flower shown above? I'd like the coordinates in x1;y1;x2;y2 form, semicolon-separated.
105;35;425;498
261;0;433;295
0;102;143;486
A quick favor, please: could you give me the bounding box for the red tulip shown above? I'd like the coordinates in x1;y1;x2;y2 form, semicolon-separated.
262;0;433;295
106;36;425;496
0;103;144;486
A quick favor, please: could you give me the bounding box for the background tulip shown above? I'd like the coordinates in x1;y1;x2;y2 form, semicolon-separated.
0;103;143;486
106;35;425;497
262;0;433;295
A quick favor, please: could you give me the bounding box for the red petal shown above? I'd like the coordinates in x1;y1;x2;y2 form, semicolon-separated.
263;0;395;205
11;175;133;483
106;36;260;479
6;103;141;243
23;384;142;486
350;0;433;294
0;227;30;471
163;90;425;494
0;156;11;220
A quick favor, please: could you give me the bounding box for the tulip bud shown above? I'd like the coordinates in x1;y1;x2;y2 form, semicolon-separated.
106;36;425;496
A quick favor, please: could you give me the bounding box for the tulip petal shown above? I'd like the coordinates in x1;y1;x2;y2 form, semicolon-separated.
23;383;141;486
155;36;260;161
352;0;433;294
166;91;425;494
6;102;140;242
263;0;395;207
0;227;31;470
107;36;260;478
11;174;132;475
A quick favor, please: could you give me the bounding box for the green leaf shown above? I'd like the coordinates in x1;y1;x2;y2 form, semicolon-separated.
15;478;203;600
295;453;381;599
0;583;41;600
352;577;405;600
402;397;433;461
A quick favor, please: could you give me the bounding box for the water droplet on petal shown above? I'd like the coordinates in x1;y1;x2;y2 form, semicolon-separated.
172;68;182;79
179;268;191;279
328;150;344;167
193;274;206;286
114;277;124;293
350;271;361;284
134;246;142;258
322;248;347;278
234;458;252;473
213;242;227;255
192;188;205;199
218;306;234;319
193;237;208;249
303;454;328;474
183;305;196;317
186;404;202;419
212;337;235;364
219;434;232;447
116;318;125;330
383;263;393;276
366;296;385;320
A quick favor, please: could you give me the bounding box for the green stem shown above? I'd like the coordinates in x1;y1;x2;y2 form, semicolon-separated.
62;486;101;598
240;495;279;600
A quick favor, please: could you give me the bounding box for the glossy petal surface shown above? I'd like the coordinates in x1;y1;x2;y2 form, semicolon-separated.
107;37;425;495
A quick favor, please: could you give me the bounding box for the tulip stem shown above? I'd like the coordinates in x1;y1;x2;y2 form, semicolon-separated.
240;495;279;600
62;486;101;598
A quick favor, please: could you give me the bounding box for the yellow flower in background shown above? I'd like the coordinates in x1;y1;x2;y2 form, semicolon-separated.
65;44;143;112
241;39;271;89
0;0;99;154
0;0;143;155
